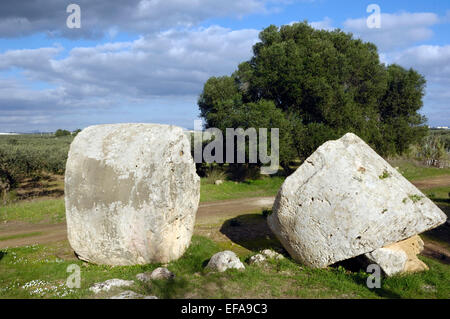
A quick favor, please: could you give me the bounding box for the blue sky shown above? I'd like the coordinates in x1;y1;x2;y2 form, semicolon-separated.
0;0;449;132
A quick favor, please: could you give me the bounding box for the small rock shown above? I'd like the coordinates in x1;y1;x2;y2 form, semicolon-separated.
421;284;437;293
215;180;223;185
150;267;175;280
261;249;284;260
364;235;429;276
248;254;266;265
206;251;245;272
89;279;134;294
365;248;408;277
136;272;152;283
110;290;158;299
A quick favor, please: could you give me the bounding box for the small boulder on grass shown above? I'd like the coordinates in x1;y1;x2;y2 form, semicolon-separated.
89;279;134;294
136;267;175;282
261;249;284;260
248;254;266;265
248;249;284;265
206;251;245;272
136;272;152;283
150;267;175;280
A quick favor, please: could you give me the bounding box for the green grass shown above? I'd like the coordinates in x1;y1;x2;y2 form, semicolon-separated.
421;185;450;250
0;199;65;224
390;159;450;181
0;235;448;299
200;176;284;202
423;186;450;207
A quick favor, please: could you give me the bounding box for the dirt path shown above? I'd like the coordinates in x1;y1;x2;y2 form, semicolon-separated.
0;196;276;249
411;175;450;190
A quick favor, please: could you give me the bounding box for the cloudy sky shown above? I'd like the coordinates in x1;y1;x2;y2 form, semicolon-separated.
0;0;449;132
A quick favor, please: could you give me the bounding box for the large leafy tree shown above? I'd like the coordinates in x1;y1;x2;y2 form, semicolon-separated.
198;76;295;174
198;22;428;174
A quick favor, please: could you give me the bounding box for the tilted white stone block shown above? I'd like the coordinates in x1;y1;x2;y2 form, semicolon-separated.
268;133;446;268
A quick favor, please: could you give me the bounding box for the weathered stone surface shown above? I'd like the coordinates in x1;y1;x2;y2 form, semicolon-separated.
248;254;266;265
268;133;446;268
206;251;245;272
365;247;408;276
261;249;284;260
110;290;158;299
89;279;134;294
65;123;200;266
150;267;175;280
248;249;284;265
365;235;428;276
136;272;152;283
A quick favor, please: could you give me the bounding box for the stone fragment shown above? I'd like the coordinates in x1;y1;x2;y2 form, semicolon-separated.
89;279;134;294
206;251;245;272
261;249;284;260
365;235;428;276
248;254;266;265
150;267;175;280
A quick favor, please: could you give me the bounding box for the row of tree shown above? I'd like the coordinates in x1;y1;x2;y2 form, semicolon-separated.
198;22;428;174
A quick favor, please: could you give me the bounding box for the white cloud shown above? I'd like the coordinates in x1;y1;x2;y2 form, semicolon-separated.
387;45;450;126
309;17;334;31
0;26;260;131
0;0;277;38
388;45;450;88
343;12;439;51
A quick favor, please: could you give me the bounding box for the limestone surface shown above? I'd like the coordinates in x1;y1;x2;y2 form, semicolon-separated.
65;123;200;265
365;235;428;276
206;251;245;272
150;267;175;280
248;254;266;265
89;279;134;294
261;249;284;260
268;133;446;268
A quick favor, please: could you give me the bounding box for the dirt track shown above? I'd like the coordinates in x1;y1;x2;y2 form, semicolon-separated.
410;175;450;190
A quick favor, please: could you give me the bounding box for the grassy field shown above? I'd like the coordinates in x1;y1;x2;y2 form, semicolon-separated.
389;159;450;180
200;176;284;202
1;235;448;299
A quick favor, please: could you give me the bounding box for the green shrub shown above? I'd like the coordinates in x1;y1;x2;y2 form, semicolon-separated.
0;134;73;191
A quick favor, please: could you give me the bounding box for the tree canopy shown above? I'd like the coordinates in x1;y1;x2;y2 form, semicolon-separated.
198;22;428;174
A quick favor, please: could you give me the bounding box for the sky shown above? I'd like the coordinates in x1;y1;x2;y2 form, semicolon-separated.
0;0;449;133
